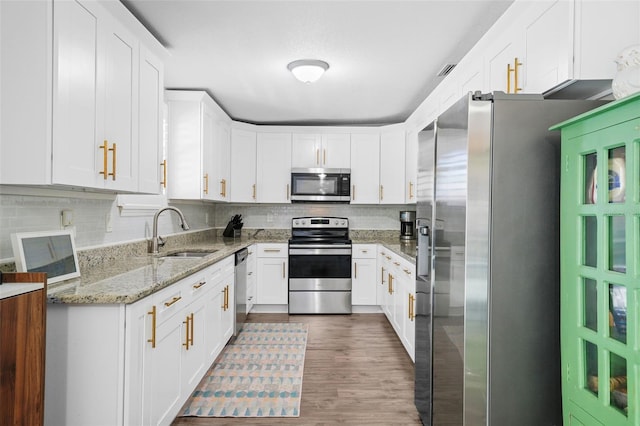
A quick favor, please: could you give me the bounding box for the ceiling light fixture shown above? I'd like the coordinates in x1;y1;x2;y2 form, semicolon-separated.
287;59;329;83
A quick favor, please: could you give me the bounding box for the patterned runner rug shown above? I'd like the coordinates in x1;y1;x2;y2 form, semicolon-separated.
180;322;308;417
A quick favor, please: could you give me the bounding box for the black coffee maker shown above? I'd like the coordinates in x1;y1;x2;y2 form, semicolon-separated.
399;210;416;240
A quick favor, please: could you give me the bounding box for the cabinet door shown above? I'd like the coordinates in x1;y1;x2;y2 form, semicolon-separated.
99;12;138;191
220;271;235;343
350;133;380;204
405;130;418;204
399;263;416;361
256;257;288;304
211;120;231;201
291;133;321;168
204;283;224;363
321;134;351;168
201;103;217;200
230;129;257;202
485;27;523;93
379;130;406;204
52;0;101;187
352;257;377;305
181;294;208;395
138;46;164;194
147;309;183;426
256;133;292;203
522;0;572;94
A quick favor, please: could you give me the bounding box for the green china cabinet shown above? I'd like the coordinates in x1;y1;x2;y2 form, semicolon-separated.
551;92;640;426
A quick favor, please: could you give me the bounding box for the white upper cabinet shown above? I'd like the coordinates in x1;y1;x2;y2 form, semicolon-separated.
291;133;350;168
138;46;164;194
256;133;292;203
350;133;380;204
0;0;165;193
230;128;257;203
166;90;231;202
379;129;406;204
404;130;418;204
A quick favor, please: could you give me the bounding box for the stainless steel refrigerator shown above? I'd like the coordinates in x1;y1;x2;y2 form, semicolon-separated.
414;92;605;426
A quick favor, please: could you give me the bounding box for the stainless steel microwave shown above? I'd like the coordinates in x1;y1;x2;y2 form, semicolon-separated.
290;168;351;203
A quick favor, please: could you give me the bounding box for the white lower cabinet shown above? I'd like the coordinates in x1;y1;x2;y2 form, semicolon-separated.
256;243;288;305
376;245;416;361
45;256;235;426
352;244;378;305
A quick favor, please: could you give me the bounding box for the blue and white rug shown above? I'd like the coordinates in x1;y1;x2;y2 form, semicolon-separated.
180;322;308;417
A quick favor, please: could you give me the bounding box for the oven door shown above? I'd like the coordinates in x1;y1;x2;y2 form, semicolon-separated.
288;244;352;290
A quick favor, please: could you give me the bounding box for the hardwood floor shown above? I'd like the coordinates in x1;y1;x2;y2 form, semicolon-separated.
172;313;423;426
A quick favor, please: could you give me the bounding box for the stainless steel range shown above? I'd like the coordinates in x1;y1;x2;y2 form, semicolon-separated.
288;217;352;314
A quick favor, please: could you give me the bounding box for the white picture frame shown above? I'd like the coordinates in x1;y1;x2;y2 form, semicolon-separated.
11;229;81;284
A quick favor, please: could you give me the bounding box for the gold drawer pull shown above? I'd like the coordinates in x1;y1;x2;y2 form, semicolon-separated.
109;143;116;180
263;249;281;253
393;261;400;266
193;281;206;289
99;140;108;179
403;268;411;275
203;173;209;194
164;296;182;307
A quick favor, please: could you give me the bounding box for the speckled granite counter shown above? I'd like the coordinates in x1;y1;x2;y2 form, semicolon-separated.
45;229;415;305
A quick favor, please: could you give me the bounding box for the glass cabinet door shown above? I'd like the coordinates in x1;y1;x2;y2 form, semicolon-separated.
560;101;639;426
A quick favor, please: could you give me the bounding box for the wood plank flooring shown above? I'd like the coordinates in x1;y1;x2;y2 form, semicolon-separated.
172;313;423;426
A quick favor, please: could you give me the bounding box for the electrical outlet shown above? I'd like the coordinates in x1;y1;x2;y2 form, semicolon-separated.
61;209;74;228
105;213;112;233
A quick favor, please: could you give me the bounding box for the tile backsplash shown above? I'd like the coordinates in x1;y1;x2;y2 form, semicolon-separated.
215;203;412;230
0;187;413;262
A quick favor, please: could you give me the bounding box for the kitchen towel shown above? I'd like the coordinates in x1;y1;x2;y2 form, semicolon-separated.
179;322;308;418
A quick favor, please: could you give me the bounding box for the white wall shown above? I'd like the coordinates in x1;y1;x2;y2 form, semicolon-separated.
0;188;215;261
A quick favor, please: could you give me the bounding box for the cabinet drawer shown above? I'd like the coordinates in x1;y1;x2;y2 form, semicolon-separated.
353;244;377;258
154;285;187;325
257;244;287;257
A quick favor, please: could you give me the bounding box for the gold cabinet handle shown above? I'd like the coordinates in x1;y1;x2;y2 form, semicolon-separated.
403;268;412;275
263;249;281;253
380;185;384;201
189;312;194;345
282;262;286;279
286;183;290;200
381;266;386;285
221;286;229;310
203;173;209;195
147;305;157;348
386;256;391;260
352;185;355;201
514;57;522;93
323;149;326;165
409;294;415;321
109;142;116;180
362;249;368;254
182;315;191;350
252;184;256;200
354;262;358;279
160;159;167;188
99;140;109;180
393;261;400;266
220;179;226;197
507;62;513;93
164;296;182;307
388;274;394;294
225;285;230;309
316;148;320;165
193;281;206;289
409;181;414;199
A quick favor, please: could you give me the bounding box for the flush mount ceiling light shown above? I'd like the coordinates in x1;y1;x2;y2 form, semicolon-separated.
287;59;329;83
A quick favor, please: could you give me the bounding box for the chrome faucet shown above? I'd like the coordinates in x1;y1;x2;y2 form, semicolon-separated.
149;207;190;254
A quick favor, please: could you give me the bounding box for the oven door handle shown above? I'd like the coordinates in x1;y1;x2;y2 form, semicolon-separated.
289;247;352;255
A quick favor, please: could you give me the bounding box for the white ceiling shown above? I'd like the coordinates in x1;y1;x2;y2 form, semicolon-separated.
121;0;513;126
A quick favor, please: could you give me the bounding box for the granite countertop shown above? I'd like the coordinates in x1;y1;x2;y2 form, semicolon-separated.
47;234;415;305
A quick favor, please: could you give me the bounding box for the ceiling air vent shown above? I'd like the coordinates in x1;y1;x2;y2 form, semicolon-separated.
437;63;456;77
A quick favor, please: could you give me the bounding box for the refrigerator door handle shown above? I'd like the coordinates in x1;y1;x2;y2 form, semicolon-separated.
416;223;431;279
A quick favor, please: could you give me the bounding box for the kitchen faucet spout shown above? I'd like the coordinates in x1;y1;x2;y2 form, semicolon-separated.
149;206;190;254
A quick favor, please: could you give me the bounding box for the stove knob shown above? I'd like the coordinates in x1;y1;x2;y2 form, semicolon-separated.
341;220;346;226
301;220;307;225
293;220;299;226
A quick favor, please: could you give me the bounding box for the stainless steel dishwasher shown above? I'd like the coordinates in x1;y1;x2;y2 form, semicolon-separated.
234;248;249;336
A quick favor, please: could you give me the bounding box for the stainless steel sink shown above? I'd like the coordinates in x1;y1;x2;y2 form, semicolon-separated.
161;250;218;258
